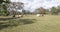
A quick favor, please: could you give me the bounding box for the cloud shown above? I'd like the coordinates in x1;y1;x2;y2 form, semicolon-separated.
11;0;60;12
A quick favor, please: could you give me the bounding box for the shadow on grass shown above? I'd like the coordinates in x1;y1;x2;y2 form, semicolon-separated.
0;19;36;30
0;17;18;21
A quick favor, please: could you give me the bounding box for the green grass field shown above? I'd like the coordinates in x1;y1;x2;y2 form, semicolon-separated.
0;15;60;32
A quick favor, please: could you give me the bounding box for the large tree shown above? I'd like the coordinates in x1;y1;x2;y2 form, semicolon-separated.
36;7;46;16
7;2;24;17
50;7;58;15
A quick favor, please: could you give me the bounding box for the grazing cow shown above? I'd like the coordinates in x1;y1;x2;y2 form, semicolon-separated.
15;15;23;18
36;14;40;17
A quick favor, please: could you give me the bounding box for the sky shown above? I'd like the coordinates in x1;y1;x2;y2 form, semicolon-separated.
11;0;60;12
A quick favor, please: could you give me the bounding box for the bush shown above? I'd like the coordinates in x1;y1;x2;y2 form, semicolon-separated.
0;10;7;16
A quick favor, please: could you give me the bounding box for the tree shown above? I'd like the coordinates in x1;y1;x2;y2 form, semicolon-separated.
0;0;10;16
36;7;46;16
0;0;10;4
7;2;24;17
45;9;51;14
50;7;58;15
57;6;60;12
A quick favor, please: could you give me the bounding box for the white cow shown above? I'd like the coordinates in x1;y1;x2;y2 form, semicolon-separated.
15;15;23;18
36;14;40;17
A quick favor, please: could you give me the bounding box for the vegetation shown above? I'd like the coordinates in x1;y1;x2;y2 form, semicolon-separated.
0;0;10;16
0;15;60;32
35;7;46;16
50;7;58;15
49;6;60;15
33;6;60;15
0;0;60;32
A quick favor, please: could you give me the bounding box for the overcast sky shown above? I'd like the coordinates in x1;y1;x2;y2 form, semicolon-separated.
11;0;60;12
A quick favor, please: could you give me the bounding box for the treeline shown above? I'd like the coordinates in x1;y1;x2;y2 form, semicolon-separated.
21;6;60;15
26;6;60;15
50;6;60;15
0;0;60;15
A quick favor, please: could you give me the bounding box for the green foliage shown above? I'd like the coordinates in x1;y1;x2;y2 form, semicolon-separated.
45;9;50;14
57;6;60;13
50;6;60;15
50;7;58;15
2;10;7;15
0;0;10;4
0;4;7;15
0;0;10;16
